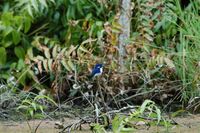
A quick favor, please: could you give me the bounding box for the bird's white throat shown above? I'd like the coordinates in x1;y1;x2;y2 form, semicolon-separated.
100;67;103;73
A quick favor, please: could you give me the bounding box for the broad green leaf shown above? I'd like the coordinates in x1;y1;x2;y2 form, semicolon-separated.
3;26;13;36
0;73;10;79
48;59;53;72
44;47;50;59
52;45;58;58
39;105;44;113
65;28;71;44
42;59;49;72
76;0;84;16
27;48;33;59
164;57;175;69
31;102;37;111
44;37;49;44
96;21;103;26
2;41;12;48
112;21;122;30
2;2;9;12
17;59;25;70
60;47;67;56
18;73;26;86
86;13;92;20
140;100;154;114
29;108;34;117
154;21;163;32
112;115;125;133
49;0;55;4
22;99;32;105
27;69;39;83
61;59;71;71
155;107;161;124
68;59;75;71
78;45;89;53
143;27;154;36
14;46;25;59
0;25;5;31
67;6;75;19
24;17;31;33
12;30;21;45
0;47;7;65
1;12;12;26
112;28;121;34
65;46;77;57
27;4;33;17
17;105;28;110
144;34;153;42
36;55;44;61
15;16;23;31
81;38;97;45
69;0;76;4
152;10;160;21
39;0;47;8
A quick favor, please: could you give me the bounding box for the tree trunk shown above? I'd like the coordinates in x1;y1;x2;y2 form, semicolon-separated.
118;0;132;72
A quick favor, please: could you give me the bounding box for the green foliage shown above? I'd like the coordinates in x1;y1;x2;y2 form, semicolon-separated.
90;123;107;133
0;12;32;83
136;0;178;46
0;0;118;82
112;115;135;133
17;94;57;118
0;0;120;115
174;1;200;101
14;0;55;17
0;47;7;65
91;100;169;133
139;100;161;124
0;12;28;46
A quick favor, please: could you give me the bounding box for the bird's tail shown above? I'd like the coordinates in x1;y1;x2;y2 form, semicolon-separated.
88;74;94;79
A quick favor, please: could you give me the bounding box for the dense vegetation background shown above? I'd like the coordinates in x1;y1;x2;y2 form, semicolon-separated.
0;0;200;125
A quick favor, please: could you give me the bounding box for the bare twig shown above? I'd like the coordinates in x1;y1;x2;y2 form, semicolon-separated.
60;117;93;133
34;120;43;133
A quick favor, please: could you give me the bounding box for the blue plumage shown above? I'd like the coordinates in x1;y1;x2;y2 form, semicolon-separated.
90;64;103;78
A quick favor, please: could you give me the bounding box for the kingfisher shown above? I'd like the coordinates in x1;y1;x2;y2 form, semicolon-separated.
89;64;103;78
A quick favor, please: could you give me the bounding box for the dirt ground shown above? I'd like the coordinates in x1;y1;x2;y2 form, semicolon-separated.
0;118;91;133
1;114;200;133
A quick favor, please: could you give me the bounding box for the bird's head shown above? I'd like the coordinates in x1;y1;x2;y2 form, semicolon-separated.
94;64;103;69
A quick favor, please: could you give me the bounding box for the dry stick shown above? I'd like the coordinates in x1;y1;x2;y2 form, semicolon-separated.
104;105;137;115
117;89;156;102
94;103;99;123
97;78;107;110
17;111;33;132
19;110;52;133
60;117;90;133
96;78;113;124
80;90;93;107
93;79;100;123
163;89;182;111
34;120;43;133
102;79;120;109
116;84;181;103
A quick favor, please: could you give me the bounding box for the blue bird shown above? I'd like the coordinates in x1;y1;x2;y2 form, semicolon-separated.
89;64;103;78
